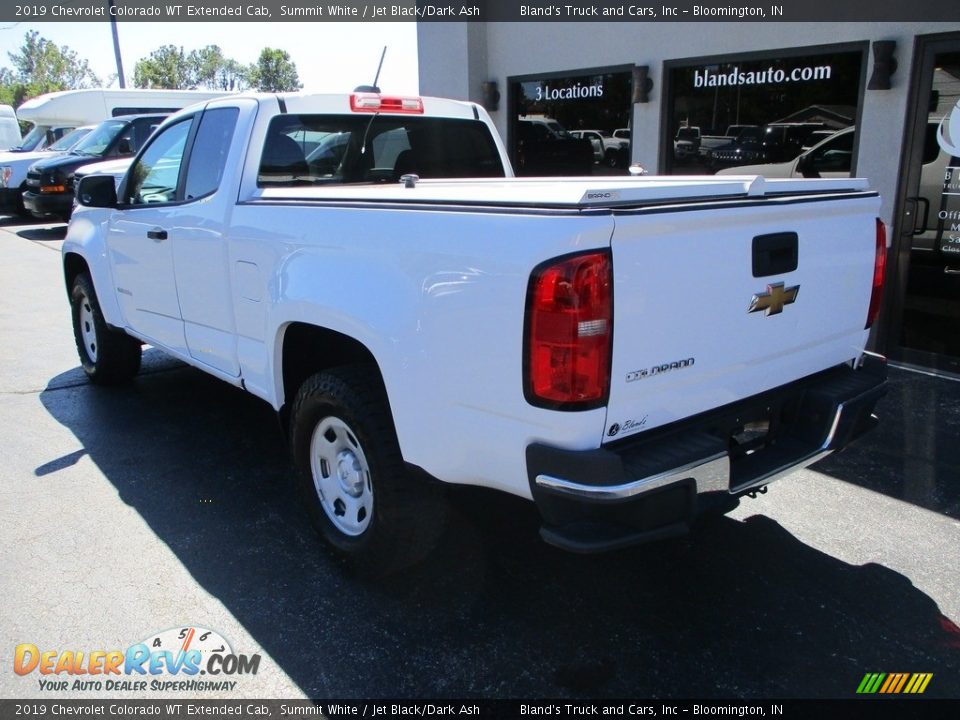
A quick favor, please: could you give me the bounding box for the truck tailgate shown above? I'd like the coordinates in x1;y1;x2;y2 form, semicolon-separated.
603;191;881;443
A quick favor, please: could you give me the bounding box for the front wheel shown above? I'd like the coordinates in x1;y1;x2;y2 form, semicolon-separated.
290;366;445;574
70;272;142;384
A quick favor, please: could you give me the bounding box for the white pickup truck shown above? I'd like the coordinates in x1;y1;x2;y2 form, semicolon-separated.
63;92;887;570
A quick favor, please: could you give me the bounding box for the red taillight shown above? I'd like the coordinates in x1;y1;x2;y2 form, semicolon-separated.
525;251;613;409
350;93;424;114
866;218;887;329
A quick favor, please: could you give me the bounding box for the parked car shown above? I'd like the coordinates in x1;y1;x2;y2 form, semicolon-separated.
0;125;93;216
64;91;886;571
707;123;824;170
801;129;840;152
23;114;167;221
14;88;229;153
516;118;593;175
673;126;701;160
699;125;757;157
717;126;856;179
0;105;21;150
570;129;629;167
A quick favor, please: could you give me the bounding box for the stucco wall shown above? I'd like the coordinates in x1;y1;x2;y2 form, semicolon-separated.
418;21;960;226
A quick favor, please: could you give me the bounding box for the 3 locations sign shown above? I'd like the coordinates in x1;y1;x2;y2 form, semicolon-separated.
511;70;633;176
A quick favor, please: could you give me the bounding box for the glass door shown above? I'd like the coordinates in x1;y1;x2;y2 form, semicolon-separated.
886;35;960;375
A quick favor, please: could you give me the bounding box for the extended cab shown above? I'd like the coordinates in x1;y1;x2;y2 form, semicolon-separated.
63;92;887;570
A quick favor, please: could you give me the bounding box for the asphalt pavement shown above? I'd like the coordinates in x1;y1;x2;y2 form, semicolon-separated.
1;215;958;701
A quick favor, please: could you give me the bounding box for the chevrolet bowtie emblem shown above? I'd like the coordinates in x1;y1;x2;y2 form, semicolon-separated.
748;282;800;316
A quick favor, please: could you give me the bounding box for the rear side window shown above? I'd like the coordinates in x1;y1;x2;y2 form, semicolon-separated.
257;114;504;186
184;107;239;200
125;118;192;205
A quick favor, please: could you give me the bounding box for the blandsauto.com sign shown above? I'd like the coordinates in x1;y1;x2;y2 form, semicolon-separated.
693;63;833;88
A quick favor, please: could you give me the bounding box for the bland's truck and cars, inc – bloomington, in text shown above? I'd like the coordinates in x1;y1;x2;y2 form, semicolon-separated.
63;91;888;571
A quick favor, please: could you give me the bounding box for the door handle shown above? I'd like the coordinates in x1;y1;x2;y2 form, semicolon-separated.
147;228;168;241
912;197;930;236
904;197;931;236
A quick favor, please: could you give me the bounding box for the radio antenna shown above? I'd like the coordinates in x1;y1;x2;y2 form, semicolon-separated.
353;46;388;94
372;46;387;91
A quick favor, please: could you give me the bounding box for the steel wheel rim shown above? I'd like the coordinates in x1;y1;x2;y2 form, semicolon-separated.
309;416;373;536
78;291;98;363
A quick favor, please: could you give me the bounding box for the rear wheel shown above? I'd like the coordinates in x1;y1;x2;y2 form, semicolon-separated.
290;365;445;574
70;272;141;384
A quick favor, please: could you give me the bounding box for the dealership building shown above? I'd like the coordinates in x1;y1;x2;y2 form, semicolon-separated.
417;20;960;375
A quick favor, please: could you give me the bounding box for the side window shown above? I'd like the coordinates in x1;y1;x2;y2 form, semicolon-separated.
811;131;854;173
183;108;239;200
133;118;162;152
371;127;411;169
125;119;193;206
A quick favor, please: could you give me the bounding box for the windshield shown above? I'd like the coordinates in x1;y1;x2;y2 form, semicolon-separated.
11;125;47;152
47;127;91;152
259;114;504;186
72;120;126;156
677;128;699;140
736;127;765;144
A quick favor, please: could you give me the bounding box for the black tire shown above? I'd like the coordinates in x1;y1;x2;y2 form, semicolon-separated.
70;272;142;384
13;185;29;217
290;365;446;575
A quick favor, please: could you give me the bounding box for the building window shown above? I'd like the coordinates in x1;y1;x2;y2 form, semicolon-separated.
508;67;633;176
664;47;865;177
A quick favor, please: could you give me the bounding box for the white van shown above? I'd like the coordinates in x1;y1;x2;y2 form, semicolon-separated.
14;88;230;152
0;105;21;150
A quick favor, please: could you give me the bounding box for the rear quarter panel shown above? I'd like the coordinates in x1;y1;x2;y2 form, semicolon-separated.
227;203;615;498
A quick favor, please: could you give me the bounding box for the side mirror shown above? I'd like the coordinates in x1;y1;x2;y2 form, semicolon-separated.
796;152;818;178
76;174;117;209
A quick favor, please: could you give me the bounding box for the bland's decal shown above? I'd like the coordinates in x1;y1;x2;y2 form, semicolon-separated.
608;416;648;438
938;99;960;157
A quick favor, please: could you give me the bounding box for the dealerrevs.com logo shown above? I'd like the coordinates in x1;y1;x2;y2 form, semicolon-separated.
13;626;261;693
856;672;933;695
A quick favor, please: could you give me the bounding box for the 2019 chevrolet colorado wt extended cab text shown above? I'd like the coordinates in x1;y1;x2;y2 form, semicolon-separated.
63;92;887;571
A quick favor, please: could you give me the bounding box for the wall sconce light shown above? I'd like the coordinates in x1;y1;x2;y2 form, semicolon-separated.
868;40;897;90
481;81;500;111
632;65;654;103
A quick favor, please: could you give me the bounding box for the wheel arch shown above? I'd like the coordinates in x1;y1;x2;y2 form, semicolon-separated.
62;252;90;299
277;322;387;434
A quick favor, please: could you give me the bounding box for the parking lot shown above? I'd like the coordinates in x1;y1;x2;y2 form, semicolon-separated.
1;214;958;700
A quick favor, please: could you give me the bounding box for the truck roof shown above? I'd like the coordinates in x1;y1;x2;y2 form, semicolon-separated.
205;92;484;121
